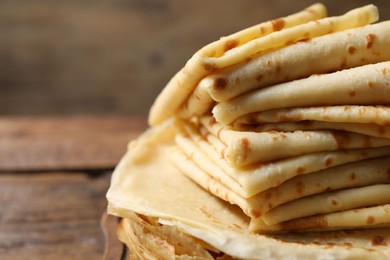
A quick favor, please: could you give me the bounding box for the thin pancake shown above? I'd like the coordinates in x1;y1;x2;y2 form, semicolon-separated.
201;116;390;167
234;105;390;126
250;204;390;233
237;121;390;139
214;61;390;125
180;20;390;119
262;184;390;225
148;3;327;125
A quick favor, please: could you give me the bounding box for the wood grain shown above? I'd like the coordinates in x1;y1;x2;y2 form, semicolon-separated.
2;0;389;116
101;212;125;260
0;116;147;171
0;171;111;260
0;116;145;259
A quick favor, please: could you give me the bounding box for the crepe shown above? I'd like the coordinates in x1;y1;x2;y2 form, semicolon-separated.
200;115;390;167
234;105;390;126
250;204;390;233
261;184;390;225
176;119;390;198
117;211;215;259
149;4;379;125
107;121;390;259
213;61;390;125
203;21;390;103
237;121;390;139
180;20;390;119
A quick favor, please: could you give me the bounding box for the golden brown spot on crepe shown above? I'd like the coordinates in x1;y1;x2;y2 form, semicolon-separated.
382;67;389;76
208;118;217;128
296;167;305;174
347;46;356;55
182;99;189;111
363;135;371;147
350;172;356;181
306;7;317;14
331;199;339;207
234;77;241;84
366;33;377;49
220;148;226;159
285;39;294;45
199;135;207;142
324;243;336;249
214;77;227;91
331;131;351;149
296;181;305;194
372;235;388;246
249;209;261;218
298;37;311;43
264;191;272;199
275;62;282;74
366;215;375;225
368;81;376;89
324;187;332;192
259;26;266;34
266;60;273;66
340;58;347;69
256;74;263;82
203;63;215;71
224;39;239;52
377;126;386;136
343;243;352;249
325;158;333;167
240;138;251;160
271;18;285;31
280;216;328;231
348;90;356;97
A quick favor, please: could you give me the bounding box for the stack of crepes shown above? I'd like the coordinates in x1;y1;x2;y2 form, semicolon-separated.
107;3;390;259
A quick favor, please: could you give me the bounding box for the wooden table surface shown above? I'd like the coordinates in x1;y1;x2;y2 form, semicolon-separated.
0;116;147;260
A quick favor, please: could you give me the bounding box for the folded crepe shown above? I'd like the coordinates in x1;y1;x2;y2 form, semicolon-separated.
107;3;390;259
213;61;390;125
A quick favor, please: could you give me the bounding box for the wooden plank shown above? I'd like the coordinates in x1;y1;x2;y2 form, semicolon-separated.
0;171;112;260
0;116;147;171
101;212;125;260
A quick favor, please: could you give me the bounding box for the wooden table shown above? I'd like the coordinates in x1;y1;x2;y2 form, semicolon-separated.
0;116;147;259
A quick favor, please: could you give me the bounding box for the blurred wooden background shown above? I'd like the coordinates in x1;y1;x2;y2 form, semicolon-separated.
1;0;390;117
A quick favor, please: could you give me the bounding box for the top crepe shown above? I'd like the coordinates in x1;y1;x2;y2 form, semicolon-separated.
149;4;379;125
